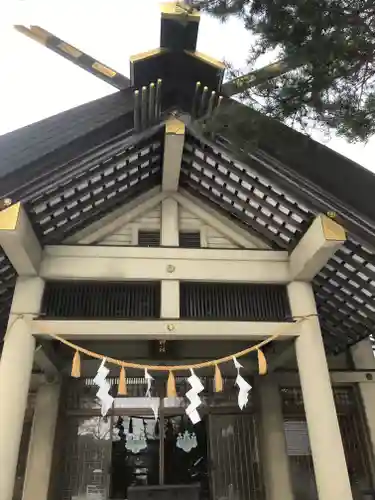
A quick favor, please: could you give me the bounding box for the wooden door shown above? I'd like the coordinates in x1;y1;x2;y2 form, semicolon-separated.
61;416;112;500
208;413;264;500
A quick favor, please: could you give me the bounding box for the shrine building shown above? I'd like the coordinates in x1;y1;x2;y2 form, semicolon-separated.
0;3;374;500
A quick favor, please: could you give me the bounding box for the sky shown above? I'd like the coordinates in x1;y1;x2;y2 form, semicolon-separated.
0;0;374;173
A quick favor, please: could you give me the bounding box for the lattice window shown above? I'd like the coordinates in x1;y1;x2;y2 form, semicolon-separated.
138;231;161;247
180;282;291;321
42;281;161;319
179;231;201;248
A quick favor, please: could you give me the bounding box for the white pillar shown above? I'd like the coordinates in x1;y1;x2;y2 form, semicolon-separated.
161;197;179;318
258;377;294;500
22;381;61;500
160;281;180;319
351;338;375;460
0;277;44;500
288;281;353;500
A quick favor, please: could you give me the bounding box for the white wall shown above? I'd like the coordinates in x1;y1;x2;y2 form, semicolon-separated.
95;196;262;249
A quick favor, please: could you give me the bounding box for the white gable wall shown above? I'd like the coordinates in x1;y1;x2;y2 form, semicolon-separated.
178;206;239;248
97;201;241;248
92;195;264;249
98;205;161;246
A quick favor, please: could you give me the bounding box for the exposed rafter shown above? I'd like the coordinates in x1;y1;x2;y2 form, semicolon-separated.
24;131;163;245
162;118;186;192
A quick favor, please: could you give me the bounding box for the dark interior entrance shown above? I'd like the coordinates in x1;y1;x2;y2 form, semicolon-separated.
109;414;209;499
110;416;159;498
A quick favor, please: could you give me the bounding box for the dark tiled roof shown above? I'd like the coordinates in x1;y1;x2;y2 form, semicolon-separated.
0;90;135;200
0;91;131;177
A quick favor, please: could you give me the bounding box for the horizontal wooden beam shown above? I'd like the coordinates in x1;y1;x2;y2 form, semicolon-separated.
0;203;42;275
40;245;289;282
289;214;346;280
44;245;287;261
274;371;375;386
31;320;300;340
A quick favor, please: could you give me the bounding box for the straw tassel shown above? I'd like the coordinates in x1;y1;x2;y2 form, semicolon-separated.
71;350;81;378
118;366;128;396
257;348;267;375
167;371;177;397
214;364;223;392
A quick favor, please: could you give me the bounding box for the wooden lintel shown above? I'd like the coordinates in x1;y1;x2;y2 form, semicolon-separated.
40;245;289;283
31;320;300;340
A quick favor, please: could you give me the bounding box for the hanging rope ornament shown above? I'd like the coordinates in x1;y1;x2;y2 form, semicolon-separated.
93;358;114;417
118;366;128;396
167;371;177;397
214;364;223;392
257;348;268;375
186;369;204;424
71;350;81;378
233;357;252;410
39;316;309;373
23;315;313;423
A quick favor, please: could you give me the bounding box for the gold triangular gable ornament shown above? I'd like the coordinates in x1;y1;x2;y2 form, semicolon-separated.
71;350;81;378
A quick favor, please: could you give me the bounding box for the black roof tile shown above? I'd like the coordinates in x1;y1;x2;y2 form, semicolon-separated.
0;90;134;188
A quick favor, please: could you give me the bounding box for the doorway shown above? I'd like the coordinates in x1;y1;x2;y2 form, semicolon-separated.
110;415;159;498
57;378;264;500
109;408;209;499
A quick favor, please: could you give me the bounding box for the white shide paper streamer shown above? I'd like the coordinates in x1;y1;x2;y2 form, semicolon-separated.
145;368;159;419
186;368;204;424
93;358;114;417
233;357;252;410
